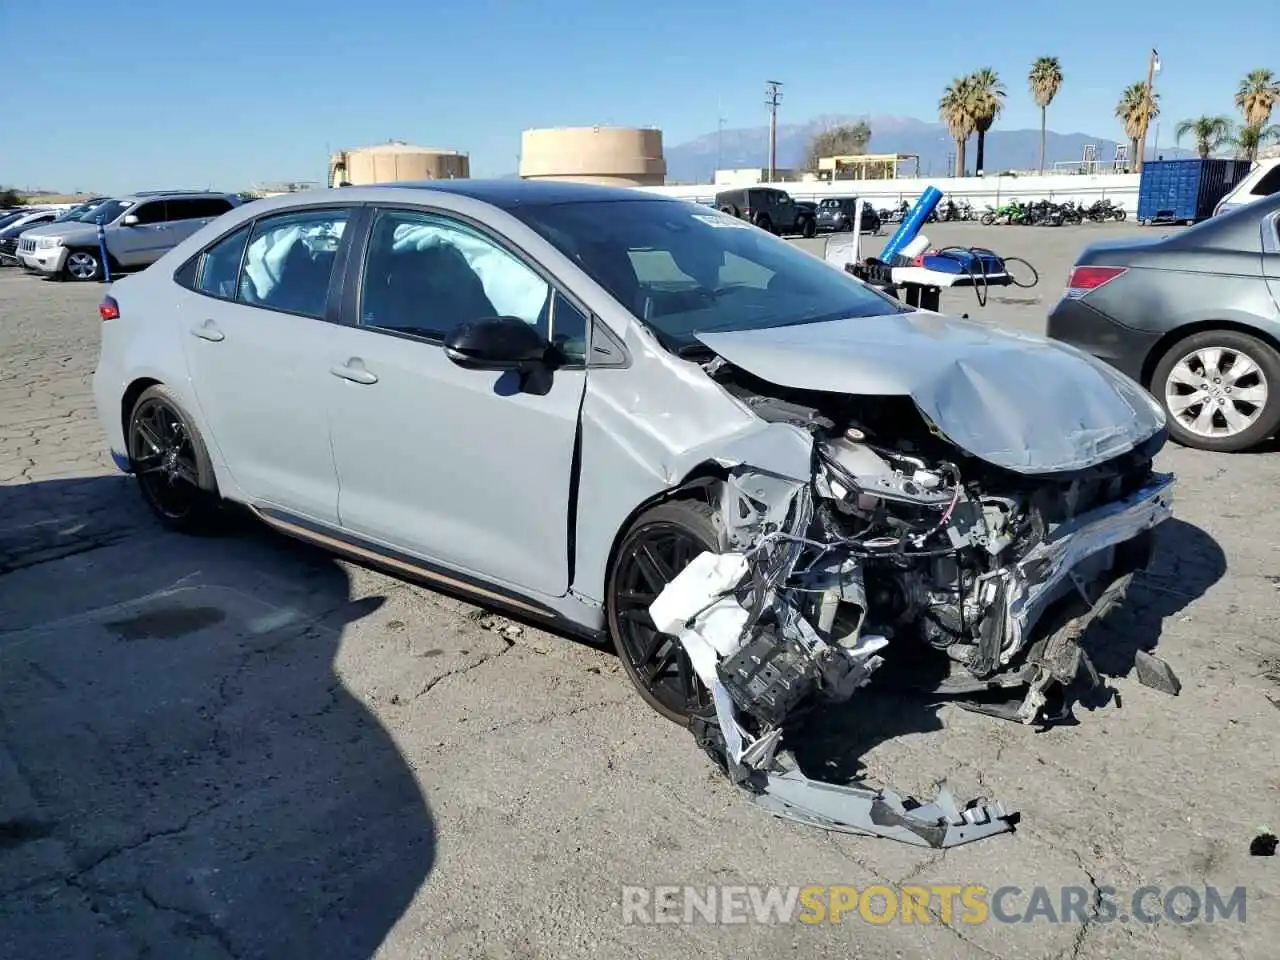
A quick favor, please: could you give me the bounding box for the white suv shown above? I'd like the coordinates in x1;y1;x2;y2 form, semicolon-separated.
1213;157;1280;216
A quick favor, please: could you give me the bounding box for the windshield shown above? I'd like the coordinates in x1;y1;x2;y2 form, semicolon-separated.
73;199;132;224
56;200;104;221
510;199;906;348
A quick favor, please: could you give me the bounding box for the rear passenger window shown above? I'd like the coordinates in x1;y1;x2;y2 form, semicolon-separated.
195;225;251;299
237;209;351;319
168;197;234;221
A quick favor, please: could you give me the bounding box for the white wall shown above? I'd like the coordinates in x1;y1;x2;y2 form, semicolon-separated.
641;172;1141;211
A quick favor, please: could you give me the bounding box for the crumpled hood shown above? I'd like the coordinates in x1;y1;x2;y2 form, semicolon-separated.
696;312;1166;474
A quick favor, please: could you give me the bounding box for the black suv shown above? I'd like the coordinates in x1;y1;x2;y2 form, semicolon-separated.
814;197;882;235
715;187;816;237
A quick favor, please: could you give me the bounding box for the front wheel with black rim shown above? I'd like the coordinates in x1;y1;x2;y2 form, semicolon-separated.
1151;329;1280;452
607;499;726;725
800;218;816;238
128;385;221;532
64;249;102;281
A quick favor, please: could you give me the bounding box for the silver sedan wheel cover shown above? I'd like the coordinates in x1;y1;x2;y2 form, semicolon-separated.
67;252;97;279
1164;346;1269;438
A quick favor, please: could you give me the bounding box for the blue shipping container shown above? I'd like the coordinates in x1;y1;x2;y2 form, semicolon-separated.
1137;158;1252;224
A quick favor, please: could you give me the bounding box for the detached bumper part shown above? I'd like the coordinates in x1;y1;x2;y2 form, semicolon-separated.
754;757;1015;848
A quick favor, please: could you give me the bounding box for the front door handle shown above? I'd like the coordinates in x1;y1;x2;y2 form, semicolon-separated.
330;359;378;385
190;320;224;342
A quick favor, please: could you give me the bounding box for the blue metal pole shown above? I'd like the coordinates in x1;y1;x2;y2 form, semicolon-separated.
97;218;111;282
880;185;944;262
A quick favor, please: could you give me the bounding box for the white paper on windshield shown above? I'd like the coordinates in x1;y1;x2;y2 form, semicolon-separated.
692;214;752;229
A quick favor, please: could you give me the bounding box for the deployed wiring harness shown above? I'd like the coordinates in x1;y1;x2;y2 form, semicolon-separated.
928;245;1039;307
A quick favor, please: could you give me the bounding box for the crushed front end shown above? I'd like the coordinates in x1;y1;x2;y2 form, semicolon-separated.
649;372;1176;847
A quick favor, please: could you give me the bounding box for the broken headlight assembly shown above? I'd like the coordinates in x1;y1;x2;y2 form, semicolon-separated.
648;420;1176;848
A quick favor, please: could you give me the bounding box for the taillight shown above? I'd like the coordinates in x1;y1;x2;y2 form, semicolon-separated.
1065;265;1127;298
99;295;120;321
742;207;752;218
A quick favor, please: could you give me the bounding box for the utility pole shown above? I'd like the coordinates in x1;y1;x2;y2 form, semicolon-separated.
717;98;726;173
1136;48;1160;172
765;80;783;182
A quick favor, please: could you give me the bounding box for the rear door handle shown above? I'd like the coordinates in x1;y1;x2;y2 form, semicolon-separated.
330;359;378;385
191;320;224;342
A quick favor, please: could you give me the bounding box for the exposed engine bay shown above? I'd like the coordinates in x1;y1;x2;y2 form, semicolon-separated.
649;357;1178;847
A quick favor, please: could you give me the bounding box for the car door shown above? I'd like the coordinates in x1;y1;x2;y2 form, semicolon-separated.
110;200;172;266
325;206;588;598
1263;206;1280;309
158;197;235;262
179;205;357;525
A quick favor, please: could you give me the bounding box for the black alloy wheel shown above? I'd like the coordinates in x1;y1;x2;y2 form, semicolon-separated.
608;500;724;724
128;386;218;531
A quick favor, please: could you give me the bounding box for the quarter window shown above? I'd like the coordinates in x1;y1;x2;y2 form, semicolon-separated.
1251;166;1280;197
237;208;350;318
195;225;251;299
360;210;551;342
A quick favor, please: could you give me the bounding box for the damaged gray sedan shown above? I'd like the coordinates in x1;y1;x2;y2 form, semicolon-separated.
95;181;1176;849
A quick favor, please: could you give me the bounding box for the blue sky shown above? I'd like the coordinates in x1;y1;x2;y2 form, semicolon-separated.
4;0;1277;192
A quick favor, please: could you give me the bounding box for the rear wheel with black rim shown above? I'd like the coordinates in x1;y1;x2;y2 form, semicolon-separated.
752;213;773;234
607;499;726;725
128;385;221;532
800;218;816;238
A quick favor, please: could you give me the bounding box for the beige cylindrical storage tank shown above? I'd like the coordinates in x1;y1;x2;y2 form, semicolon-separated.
329;141;470;186
519;127;665;186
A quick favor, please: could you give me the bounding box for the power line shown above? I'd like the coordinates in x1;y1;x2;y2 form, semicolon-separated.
765;80;783;182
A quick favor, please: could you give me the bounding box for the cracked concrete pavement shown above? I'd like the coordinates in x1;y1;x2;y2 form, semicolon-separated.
1;223;1278;960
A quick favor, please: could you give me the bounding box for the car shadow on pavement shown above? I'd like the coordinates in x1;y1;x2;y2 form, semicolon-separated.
0;476;434;960
787;517;1225;786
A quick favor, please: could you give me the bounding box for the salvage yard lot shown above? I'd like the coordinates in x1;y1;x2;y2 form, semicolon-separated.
1;223;1278;960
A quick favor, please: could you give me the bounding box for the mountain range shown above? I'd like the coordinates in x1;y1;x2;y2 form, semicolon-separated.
661;114;1192;182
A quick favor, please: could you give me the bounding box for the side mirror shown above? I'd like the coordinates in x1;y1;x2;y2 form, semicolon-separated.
121;214;139;226
443;316;553;372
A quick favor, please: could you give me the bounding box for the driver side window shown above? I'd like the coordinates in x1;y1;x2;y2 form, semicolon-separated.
360;210;553;343
131;202;167;225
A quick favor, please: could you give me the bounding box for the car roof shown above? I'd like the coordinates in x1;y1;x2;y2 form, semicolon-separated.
117;190;237;202
360;179;678;209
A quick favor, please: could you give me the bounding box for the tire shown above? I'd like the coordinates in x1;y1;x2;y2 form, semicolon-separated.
841;219;854;233
800;217;816;238
64;249;101;282
980;213;995;226
1114;209;1127;222
719;206;738;218
1150;329;1280;452
127;385;222;532
753;213;773;234
607;498;727;725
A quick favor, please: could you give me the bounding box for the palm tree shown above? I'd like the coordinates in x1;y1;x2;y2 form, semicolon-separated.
1235;69;1280;129
1231;122;1280;164
1029;57;1063;173
968;68;1005;175
1116;82;1160;171
1175;115;1234;159
939;76;976;176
